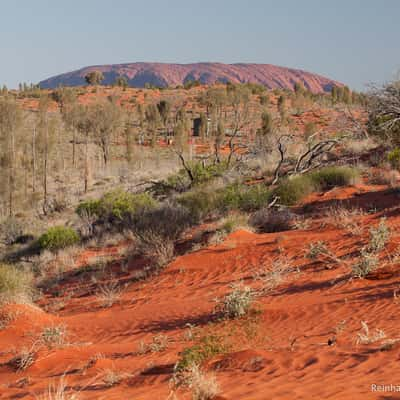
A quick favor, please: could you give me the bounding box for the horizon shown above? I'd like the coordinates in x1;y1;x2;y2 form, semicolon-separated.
1;0;400;90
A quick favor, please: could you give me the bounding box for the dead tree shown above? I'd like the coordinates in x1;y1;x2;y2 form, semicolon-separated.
271;132;342;185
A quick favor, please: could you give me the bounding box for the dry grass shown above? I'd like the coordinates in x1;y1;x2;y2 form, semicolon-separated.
35;377;79;400
355;321;386;345
326;205;365;235
189;365;220;400
40;325;68;348
101;368;130;387
96;281;122;307
253;257;294;293
8;347;36;371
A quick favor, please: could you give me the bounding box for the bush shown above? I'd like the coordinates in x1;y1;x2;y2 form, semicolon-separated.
388;148;400;169
0;264;34;304
175;335;227;374
76;190;157;223
0;217;24;245
273;175;316;206
130;203;193;267
38;226;80;251
309;166;359;190
75;199;101;218
215;283;254;319
177;189;220;222
100;190;157;221
273;167;359;206
217;184;271;212
249;208;294;233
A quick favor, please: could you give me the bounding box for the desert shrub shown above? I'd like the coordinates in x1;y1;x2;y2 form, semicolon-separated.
388;148;400;169
273;167;359;206
100;189;157;221
38;226;80;251
175;335;227;374
189;365;220;400
177;189;220;222
165;162;229;192
0;264;34;304
368;218;390;252
130;203;193;267
75;199;101;218
218;213;249;234
217;183;271;212
249;208;294;233
273;175;317;206
215;283;254;319
131;203;192;242
352;248;379;278
0;217;25;245
309;166;359;190
76;190;157;223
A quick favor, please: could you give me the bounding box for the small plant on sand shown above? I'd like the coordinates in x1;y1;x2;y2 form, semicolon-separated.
174;335;227;377
0;263;34;305
149;334;170;352
352;248;379;278
101;368;127;387
215;283;254;319
328;205;364;235
96;281;122;307
35;376;79;400
249;207;294;233
38;226;80;252
40;325;68;348
368;218;390;253
189;364;220;400
355;321;386;345
8;347;36;371
253;258;292;293
307;241;329;259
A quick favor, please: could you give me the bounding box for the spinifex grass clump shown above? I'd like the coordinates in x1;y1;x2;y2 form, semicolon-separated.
0;263;34;305
38;226;80;252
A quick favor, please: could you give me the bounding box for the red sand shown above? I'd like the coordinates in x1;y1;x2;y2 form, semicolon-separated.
1;185;400;399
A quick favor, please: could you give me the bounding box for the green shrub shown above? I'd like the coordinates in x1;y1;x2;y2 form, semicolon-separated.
76;190;157;222
215;283;254;319
274;167;359;206
0;264;34;304
273;175;316;206
38;226;80;251
175;335;227;373
388;148;400;169
177;189;220;222
100;190;157;220
217;184;271;212
309;166;359;190
75;199;101;217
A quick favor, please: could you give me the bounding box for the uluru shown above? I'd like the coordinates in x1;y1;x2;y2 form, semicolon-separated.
39;62;342;92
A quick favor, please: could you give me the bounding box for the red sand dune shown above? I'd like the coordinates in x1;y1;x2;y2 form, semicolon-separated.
1;184;400;399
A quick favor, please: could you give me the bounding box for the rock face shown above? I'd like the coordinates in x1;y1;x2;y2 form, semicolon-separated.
39;62;342;93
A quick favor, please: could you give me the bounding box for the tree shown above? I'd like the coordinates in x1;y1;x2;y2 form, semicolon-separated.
88;99;122;166
114;75;128;89
0;97;22;216
277;95;286;122
368;80;400;143
85;70;104;86
157;100;171;136
145;104;161;146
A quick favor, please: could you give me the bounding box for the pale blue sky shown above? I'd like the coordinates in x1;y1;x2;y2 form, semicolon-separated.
1;0;399;90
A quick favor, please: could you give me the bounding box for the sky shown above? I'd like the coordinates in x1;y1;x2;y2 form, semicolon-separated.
1;0;399;90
